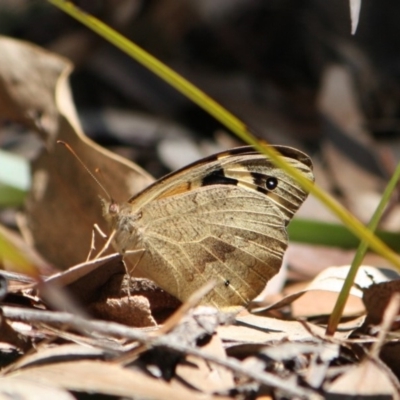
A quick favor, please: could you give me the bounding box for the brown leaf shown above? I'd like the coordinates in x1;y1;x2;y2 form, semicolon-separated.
380;342;400;381
220;314;327;343
90;295;157;327
318;65;385;222
324;141;384;222
363;279;400;326
261;341;339;389
284;281;364;319
0;36;67;141
174;333;235;393
0;310;31;351
42;253;123;292
287;243;394;281
88;275;180;326
326;358;399;398
0;376;75;400
0;36;154;268
41;258;180;325
6;360;222;400
31;254;126;319
26;114;154;269
6;343;105;371
253;265;392;317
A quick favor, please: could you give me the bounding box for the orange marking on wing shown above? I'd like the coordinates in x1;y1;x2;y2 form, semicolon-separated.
156;181;192;199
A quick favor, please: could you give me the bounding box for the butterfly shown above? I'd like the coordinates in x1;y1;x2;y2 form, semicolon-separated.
101;146;314;309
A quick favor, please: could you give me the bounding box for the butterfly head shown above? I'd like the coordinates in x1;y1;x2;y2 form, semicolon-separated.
100;196;143;254
108;200;119;215
100;197;137;228
100;196;120;225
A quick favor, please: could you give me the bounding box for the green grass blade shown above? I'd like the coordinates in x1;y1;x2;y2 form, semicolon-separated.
288;219;400;252
0;230;39;277
326;160;400;335
47;0;400;271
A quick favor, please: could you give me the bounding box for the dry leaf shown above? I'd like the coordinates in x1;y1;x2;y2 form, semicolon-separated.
380;342;400;381
0;36;154;268
90;293;157;327
41;258;180;326
219;314;327;343
283;281;364;319
261;341;339;389
6;343;106;371
0;311;30;351
288;243;394;280
88;275;180;326
0;36;67;142
324;141;383;222
363;279;400;326
0;376;75;400
253;265;393;317
318;65;376;152
318;65;387;222
26;116;153;270
262;341;339;363
5;360;220;400
42;253;123;290
326;358;399;398
174;333;235;393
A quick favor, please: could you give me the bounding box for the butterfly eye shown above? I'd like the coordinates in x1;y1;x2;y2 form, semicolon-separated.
266;177;278;191
109;202;119;215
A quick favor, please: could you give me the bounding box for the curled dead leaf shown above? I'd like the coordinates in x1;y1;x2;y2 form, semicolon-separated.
252;265;396;319
0;36;154;268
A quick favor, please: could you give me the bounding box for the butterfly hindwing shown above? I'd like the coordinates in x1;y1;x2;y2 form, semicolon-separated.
136;185;287;307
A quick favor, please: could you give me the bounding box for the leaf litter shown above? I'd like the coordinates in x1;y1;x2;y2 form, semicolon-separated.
1;23;400;400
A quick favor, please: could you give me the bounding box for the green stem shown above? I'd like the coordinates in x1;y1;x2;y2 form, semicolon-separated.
326;161;400;335
48;0;400;272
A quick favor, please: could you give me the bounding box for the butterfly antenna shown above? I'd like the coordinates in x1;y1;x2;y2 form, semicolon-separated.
57;140;114;203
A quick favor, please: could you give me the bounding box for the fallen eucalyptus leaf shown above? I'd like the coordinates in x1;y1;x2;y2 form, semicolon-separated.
252;265;395;317
0;36;154;268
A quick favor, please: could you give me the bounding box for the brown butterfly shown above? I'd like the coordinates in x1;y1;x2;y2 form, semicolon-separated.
101;146;314;309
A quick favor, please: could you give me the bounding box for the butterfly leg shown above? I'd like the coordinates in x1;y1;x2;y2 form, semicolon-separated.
122;249;146;301
121;258;132;301
93;229;116;260
86;223;108;261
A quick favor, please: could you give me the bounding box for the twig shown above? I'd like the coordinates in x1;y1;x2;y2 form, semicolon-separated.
1;305;321;399
157;279;217;335
115;280;218;363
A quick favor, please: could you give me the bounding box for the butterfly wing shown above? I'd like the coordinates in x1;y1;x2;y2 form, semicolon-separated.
120;146;314;308
135;185;288;308
126;146;313;223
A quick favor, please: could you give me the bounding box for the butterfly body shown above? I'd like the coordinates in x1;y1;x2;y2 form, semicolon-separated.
102;146;314;309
